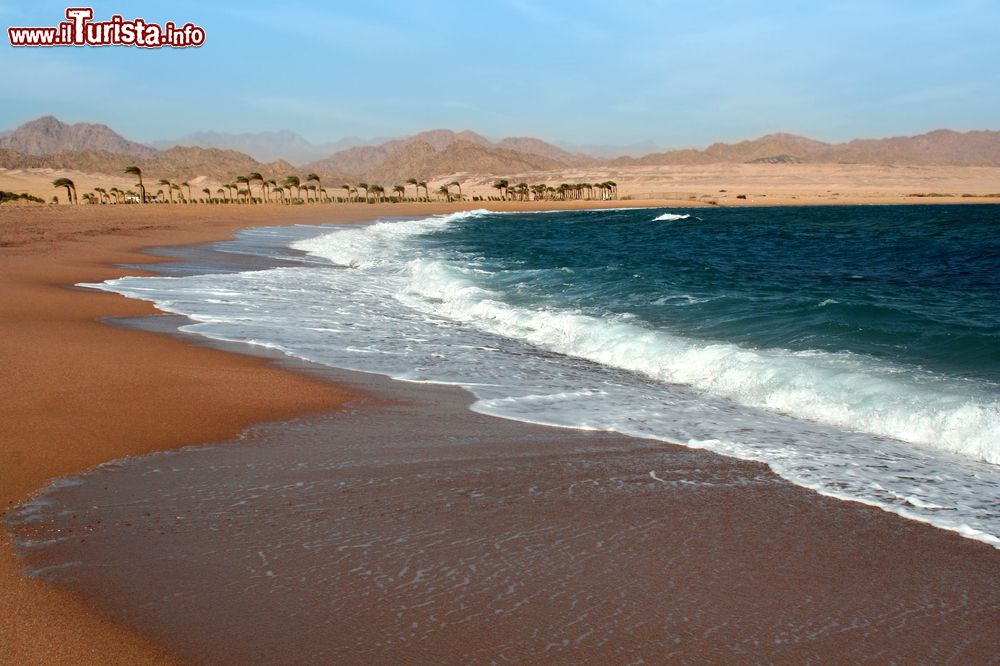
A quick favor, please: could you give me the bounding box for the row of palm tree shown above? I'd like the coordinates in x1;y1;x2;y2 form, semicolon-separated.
491;179;617;201
54;166;618;205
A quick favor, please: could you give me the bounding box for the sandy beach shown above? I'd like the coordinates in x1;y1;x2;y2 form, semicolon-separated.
0;199;676;664
2;200;999;663
5;162;1000;210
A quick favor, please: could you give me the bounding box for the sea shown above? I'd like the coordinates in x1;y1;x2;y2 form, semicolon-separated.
83;204;1000;546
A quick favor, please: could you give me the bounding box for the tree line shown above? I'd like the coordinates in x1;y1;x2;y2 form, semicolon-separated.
51;168;617;205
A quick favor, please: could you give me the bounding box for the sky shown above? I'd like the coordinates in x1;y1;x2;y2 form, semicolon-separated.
1;0;998;149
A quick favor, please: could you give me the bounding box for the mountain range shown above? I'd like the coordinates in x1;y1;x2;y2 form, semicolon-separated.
300;129;596;183
152;128;611;166
1;116;999;187
150;131;369;165
0;145;299;184
0;116;156;158
611;131;1000;167
555;139;661;158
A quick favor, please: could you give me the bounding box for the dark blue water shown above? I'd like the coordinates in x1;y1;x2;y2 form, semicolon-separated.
421;205;1000;383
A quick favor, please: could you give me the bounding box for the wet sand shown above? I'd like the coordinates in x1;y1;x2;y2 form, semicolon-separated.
0;200;667;664
9;324;1000;664
5;224;1000;664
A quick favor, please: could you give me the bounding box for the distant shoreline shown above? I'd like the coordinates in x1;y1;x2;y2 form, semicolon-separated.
4;159;1000;212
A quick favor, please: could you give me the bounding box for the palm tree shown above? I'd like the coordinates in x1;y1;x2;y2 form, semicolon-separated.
437;185;451;202
158;179;174;203
393;184;406;201
108;187;121;203
284;175;301;201
493;179;509;200
357;182;369;203
235;176;252;204
306;173;321;202
247;172;264;204
418;181;429;201
124;166;144;203
181;181;192;203
449;180;463;201
52;177;77;204
274;185;285;204
171;182;183;203
599;180;617;200
93;186;108;204
341;184;353;202
265;179;277;203
405;177;419;200
239;175;257;204
200;187;210;203
370;184;385;203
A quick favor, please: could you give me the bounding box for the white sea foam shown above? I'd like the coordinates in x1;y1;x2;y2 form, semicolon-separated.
82;212;1000;546
652;213;693;221
388;256;1000;465
291;209;488;269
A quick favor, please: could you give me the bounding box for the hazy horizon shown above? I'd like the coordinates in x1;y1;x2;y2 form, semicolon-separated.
2;0;998;148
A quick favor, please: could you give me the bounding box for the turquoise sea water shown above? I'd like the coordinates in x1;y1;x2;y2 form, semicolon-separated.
85;205;1000;544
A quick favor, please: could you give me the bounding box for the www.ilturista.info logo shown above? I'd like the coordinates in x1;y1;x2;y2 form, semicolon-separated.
7;7;205;48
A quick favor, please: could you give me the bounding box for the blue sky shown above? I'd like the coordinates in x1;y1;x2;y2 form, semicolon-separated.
1;0;998;148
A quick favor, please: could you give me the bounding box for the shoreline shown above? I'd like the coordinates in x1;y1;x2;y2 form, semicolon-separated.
10;299;1000;662
0;199;671;664
3;201;999;662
